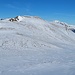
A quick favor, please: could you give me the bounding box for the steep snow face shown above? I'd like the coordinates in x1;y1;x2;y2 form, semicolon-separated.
0;16;75;75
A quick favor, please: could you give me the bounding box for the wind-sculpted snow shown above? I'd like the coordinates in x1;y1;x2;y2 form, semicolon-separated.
0;16;75;75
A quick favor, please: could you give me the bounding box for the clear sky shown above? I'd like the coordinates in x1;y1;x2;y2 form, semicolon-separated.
0;0;75;24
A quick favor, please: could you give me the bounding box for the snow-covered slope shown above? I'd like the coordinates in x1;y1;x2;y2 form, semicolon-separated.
0;16;75;75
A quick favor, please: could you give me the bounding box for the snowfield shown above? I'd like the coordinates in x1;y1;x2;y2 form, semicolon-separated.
0;16;75;75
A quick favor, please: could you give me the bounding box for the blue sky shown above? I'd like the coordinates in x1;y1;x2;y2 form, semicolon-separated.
0;0;75;24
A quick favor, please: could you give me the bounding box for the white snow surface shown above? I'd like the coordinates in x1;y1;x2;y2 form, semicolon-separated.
0;16;75;75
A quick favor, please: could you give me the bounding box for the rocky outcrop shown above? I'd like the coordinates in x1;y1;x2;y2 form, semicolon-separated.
9;16;22;22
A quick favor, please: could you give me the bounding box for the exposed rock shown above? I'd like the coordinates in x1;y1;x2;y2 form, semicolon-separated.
9;16;23;22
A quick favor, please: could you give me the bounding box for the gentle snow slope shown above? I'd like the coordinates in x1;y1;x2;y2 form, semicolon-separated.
0;16;75;75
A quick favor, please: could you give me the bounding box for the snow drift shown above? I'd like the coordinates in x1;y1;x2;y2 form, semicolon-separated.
0;16;75;75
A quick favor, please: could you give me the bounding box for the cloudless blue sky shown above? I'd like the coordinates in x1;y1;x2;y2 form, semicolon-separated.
0;0;75;24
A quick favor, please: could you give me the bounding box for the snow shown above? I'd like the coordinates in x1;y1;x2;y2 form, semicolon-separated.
17;16;23;22
0;16;75;75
